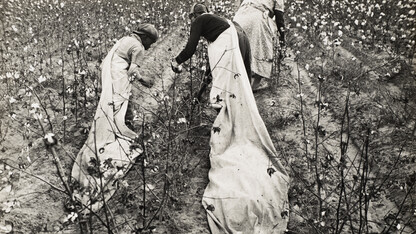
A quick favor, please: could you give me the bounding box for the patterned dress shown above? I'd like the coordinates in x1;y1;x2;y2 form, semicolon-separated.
234;0;284;79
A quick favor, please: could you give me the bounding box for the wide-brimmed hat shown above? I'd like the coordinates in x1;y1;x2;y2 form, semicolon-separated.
133;23;159;42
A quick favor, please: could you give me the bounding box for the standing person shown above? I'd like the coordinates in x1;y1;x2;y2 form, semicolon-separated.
71;23;158;213
172;3;289;233
234;0;285;91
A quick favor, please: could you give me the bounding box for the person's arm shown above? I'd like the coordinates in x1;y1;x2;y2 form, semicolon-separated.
274;0;285;43
128;43;144;76
175;18;203;64
128;42;154;87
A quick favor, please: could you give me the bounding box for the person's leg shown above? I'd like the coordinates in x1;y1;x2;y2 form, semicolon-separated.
196;63;212;102
242;36;252;84
234;21;252;83
124;102;135;131
251;73;263;90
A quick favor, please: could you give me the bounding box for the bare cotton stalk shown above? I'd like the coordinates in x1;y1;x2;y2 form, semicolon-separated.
141;116;147;228
335;89;350;234
295;59;310;169
0;0;5;77
69;50;79;124
35;118;86;233
2;161;66;194
60;38;67;143
92;118;114;233
143;73;180;231
314;78;323;220
358;127;370;233
383;182;414;233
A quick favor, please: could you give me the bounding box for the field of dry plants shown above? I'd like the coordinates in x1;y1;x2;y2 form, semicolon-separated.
0;0;415;233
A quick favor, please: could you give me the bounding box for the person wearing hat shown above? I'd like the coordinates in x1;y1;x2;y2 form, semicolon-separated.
172;3;289;234
172;2;253;106
194;19;252;102
171;3;252;81
107;22;159;139
71;23;159;213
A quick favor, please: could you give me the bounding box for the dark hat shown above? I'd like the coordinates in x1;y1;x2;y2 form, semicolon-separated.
133;23;159;42
190;3;208;14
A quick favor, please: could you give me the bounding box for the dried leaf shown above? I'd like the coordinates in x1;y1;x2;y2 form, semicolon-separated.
281;209;289;219
267;167;276;177
212;127;221;134
206;204;215;212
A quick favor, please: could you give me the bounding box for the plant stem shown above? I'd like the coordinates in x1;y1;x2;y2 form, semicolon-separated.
296;60;309;168
92;119;112;233
314;79;322;220
2;161;66;194
141;116;147;228
336;89;350;234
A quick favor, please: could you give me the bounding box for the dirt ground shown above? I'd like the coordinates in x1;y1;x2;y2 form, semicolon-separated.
1;27;415;234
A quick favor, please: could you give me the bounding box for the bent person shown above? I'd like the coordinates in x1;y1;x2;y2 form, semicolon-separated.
71;23;158;212
191;8;252;101
234;0;286;91
171;3;252;108
172;3;289;233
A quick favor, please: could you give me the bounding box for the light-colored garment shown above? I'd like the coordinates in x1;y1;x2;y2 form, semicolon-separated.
71;36;144;213
233;0;284;78
203;21;289;233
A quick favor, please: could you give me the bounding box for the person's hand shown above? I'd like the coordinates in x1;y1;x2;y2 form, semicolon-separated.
128;64;140;78
128;65;141;82
129;67;154;88
171;58;183;73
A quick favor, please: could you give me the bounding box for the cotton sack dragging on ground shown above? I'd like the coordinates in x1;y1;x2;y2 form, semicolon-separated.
71;40;142;213
202;21;289;233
